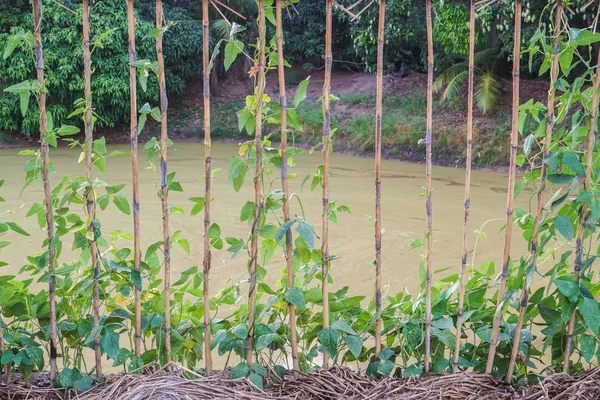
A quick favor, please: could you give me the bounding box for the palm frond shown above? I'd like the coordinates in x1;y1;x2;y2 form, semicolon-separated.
441;69;469;103
433;63;467;93
475;70;501;114
211;19;231;39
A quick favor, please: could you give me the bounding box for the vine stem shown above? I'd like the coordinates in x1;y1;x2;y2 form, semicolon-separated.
82;0;102;379
374;0;385;360
424;0;434;374
507;0;562;382
486;0;522;374
321;0;332;369
202;0;213;375
276;0;299;378
32;0;57;386
126;0;142;359
0;317;6;382
564;44;600;374
246;0;266;366
453;0;476;373
156;0;172;363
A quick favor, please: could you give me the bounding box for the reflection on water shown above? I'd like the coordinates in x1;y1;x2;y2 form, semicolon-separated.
0;142;526;297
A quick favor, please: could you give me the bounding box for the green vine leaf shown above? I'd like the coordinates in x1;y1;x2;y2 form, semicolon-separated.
284;287;305;309
317;327;340;359
113;194;131;215
554;214;574;241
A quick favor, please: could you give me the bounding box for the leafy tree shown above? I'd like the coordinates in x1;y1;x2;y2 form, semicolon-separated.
0;0;202;136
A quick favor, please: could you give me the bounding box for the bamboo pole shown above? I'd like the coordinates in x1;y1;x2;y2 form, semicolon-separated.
374;0;385;359
155;0;172;363
321;0;332;369
82;0;103;379
246;0;266;366
452;0;476;373
507;0;562;381
485;0;522;374
276;0;299;377
202;0;213;375
424;0;434;374
32;0;57;385
563;47;600;374
126;0;142;359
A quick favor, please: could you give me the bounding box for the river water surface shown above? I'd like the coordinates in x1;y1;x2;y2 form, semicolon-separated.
1;142;526;297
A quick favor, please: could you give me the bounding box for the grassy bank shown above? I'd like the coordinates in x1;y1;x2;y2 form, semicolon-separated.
158;73;517;169
0;72;526;169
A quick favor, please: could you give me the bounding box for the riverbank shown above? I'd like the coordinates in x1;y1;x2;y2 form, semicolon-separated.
0;70;549;170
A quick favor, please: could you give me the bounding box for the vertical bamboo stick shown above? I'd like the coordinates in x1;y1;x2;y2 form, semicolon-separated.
485;0;522;374
563;47;600;374
155;0;172;363
453;0;476;373
424;0;434;373
126;0;142;359
202;0;213;375
246;0;266;366
321;0;332;369
32;0;57;385
276;0;300;377
82;0;103;379
507;0;561;381
374;0;385;359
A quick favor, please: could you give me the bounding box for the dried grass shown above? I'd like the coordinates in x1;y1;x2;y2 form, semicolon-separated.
3;364;600;400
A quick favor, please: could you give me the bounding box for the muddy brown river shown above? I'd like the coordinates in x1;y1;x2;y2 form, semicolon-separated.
1;142;526;296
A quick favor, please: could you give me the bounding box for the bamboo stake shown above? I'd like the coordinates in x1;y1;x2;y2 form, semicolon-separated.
126;0;142;359
507;0;562;381
485;0;522;374
246;0;266;366
453;0;476;374
202;0;213;375
374;0;385;359
276;0;299;377
32;0;57;385
424;0;434;374
563;47;600;374
321;0;332;369
82;0;102;379
156;0;172;363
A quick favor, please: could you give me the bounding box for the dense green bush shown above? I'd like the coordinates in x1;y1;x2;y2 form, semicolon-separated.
0;0;202;136
281;1;361;70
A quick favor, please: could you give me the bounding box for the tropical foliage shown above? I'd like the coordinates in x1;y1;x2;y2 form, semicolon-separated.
2;0;600;393
0;0;201;136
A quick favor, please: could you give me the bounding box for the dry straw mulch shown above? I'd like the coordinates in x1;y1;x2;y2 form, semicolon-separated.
2;364;600;400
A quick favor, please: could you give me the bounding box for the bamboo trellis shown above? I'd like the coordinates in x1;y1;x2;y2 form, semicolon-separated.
486;0;522;374
424;0;434;373
564;36;600;375
276;0;300;377
321;0;333;369
33;0;58;385
373;0;385;360
155;0;172;363
82;0;102;379
453;0;476;374
246;0;267;366
202;0;213;376
507;1;562;381
16;0;600;385
126;0;142;360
